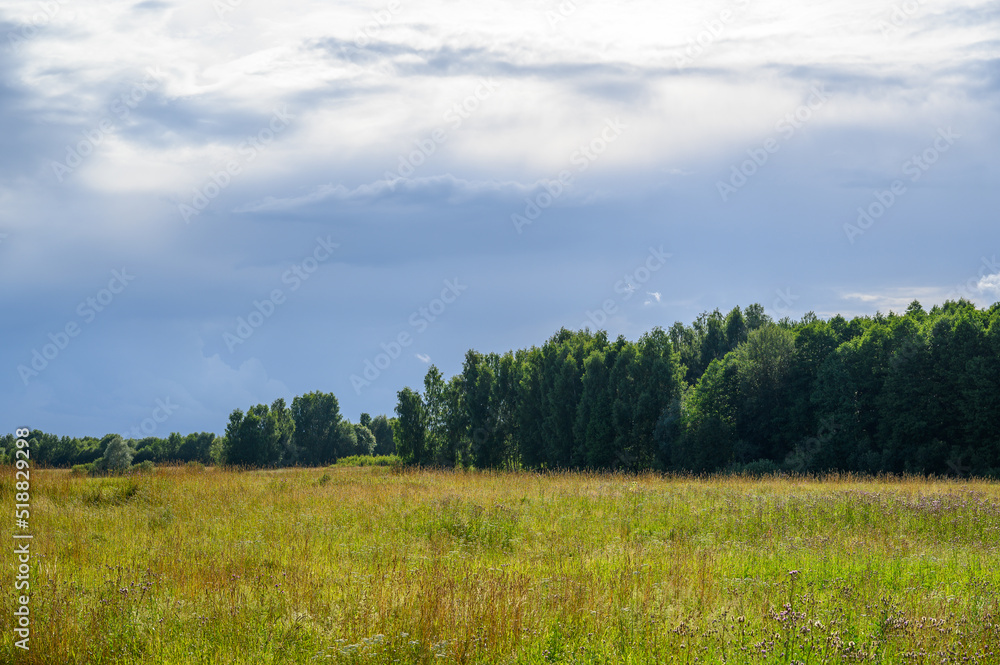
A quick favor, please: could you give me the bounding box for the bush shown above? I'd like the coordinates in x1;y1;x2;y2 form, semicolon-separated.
185;460;204;472
335;455;401;467
737;459;782;477
131;460;155;474
103;436;133;472
70;464;92;477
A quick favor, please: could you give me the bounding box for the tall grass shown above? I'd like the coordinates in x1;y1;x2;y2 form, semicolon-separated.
2;467;998;663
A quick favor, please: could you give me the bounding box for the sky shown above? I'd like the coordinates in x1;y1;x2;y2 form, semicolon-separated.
1;0;998;438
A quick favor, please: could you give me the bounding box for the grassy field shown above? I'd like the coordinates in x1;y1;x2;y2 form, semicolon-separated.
2;467;1000;664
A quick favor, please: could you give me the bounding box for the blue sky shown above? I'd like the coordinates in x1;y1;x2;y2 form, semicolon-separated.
1;0;998;437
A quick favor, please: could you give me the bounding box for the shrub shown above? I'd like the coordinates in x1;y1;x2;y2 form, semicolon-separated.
70;464;92;477
335;455;401;467
131;460;155;474
103;436;134;473
185;461;204;472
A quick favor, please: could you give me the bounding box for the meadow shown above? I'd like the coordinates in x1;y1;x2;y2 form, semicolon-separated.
2;467;999;664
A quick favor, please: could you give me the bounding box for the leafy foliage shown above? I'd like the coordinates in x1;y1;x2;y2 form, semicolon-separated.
6;299;998;475
388;300;1000;475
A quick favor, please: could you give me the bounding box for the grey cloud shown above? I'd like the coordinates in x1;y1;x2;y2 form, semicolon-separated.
234;174;540;213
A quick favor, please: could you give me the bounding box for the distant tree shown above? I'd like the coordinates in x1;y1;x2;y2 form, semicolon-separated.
630;327;683;469
291;391;343;465
166;432;184;460
336;421;359;457
743;303;772;331
177;432;216;463
103;435;134;472
698;309;728;375
369;415;396;455
672;356;739;471
359;413;372;429
423;366;447;463
732;324;797;460
27;430;60;466
270;398;296;464
352;424;376;456
462;350;498;468
575;349;616;468
441;375;470;466
395;387;428;465
223;401;289;467
724;306;748;350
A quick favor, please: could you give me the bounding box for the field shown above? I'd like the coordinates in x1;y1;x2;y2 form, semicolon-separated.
3;467;1000;664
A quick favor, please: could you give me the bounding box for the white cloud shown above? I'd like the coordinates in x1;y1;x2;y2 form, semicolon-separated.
416;353;431;363
978;272;1000;294
7;0;996;200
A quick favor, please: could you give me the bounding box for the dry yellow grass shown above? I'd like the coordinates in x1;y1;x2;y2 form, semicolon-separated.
2;466;999;663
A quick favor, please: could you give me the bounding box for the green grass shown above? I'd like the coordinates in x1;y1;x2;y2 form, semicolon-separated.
2;467;999;663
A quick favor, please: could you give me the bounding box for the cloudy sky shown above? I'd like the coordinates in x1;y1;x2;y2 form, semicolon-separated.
1;0;998;437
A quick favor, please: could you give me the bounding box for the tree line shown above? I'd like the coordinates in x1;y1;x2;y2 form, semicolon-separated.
392;300;1000;476
4;299;998;476
221;393;395;466
0;392;395;469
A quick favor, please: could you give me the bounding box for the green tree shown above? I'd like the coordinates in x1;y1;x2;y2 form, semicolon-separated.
462;350;498;468
224;402;287;467
291;391;344;464
336;421;359;457
743;303;771;331
575;349;616;468
724;306;748;350
395;387;428;465
732;324;797;460
672;356;739;471
352;424;377;456
423;365;448;464
369;415;396;455
103;435;134;472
